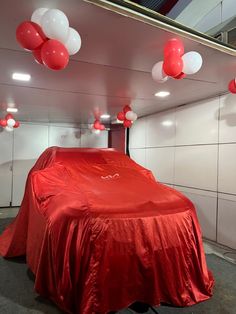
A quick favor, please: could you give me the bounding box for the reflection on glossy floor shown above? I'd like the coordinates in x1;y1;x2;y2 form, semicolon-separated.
0;207;19;218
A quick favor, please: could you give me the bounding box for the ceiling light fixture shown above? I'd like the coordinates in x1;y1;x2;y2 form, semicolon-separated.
12;72;31;81
155;91;170;97
111;119;123;124
7;107;18;113
116;119;123;124
100;114;110;119
162;120;173;126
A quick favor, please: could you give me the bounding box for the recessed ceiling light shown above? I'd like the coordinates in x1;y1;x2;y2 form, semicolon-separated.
12;73;31;81
111;119;123;124
155;91;170;97
100;114;110;119
116;119;123;124
7;107;18;113
162;120;173;126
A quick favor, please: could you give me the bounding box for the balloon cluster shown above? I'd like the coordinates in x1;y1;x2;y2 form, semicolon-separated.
16;8;81;70
117;105;138;128
152;38;203;83
0;114;20;132
93;119;106;131
228;78;236;94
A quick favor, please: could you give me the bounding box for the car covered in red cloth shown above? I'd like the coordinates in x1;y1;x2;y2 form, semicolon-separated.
0;147;214;314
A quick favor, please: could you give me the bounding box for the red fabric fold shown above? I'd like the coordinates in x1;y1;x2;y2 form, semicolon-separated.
0;147;214;313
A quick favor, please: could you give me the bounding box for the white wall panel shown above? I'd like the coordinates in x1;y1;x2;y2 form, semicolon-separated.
146;110;175;147
219;94;236;143
146;147;174;183
129;118;146;148
80;129;108;148
218;193;236;249
174;186;217;241
12;124;48;206
218;143;236;194
129;95;236;249
174;145;218;190
129;148;146;167
175;98;219;145
49;126;81;147
0;130;13;207
0;123;109;208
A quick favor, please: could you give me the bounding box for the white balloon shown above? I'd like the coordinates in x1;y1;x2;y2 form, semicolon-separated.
125;111;137;121
125;111;133;120
7;118;16;127
64;27;82;55
152;61;169;83
41;9;69;43
131;112;138;121
31;8;48;26
182;51;203;75
5;126;14;132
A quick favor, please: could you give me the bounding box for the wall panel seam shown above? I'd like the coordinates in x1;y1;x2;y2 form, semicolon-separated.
216;95;220;242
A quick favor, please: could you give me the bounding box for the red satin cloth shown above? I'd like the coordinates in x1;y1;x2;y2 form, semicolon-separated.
0;147;214;313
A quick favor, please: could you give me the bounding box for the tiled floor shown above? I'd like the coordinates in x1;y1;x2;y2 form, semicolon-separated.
0;207;19;218
204;239;236;264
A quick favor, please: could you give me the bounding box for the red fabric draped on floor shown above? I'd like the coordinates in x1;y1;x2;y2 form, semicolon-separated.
0;147;214;313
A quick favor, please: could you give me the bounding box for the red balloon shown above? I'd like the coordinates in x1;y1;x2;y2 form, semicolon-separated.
33;46;44;64
228;79;236;94
94;120;101;130
5;114;13;120
123;119;132;128
0;119;7;127
16;21;46;51
13;121;20;128
123;105;131;113
164;38;184;58
163;52;183;78
41;40;69;70
100;124;105;130
174;72;186;80
117;112;125;121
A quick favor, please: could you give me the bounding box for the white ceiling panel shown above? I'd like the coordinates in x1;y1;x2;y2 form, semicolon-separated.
0;0;235;123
